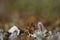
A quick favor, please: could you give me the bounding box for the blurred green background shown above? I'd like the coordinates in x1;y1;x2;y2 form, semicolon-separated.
0;0;60;31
